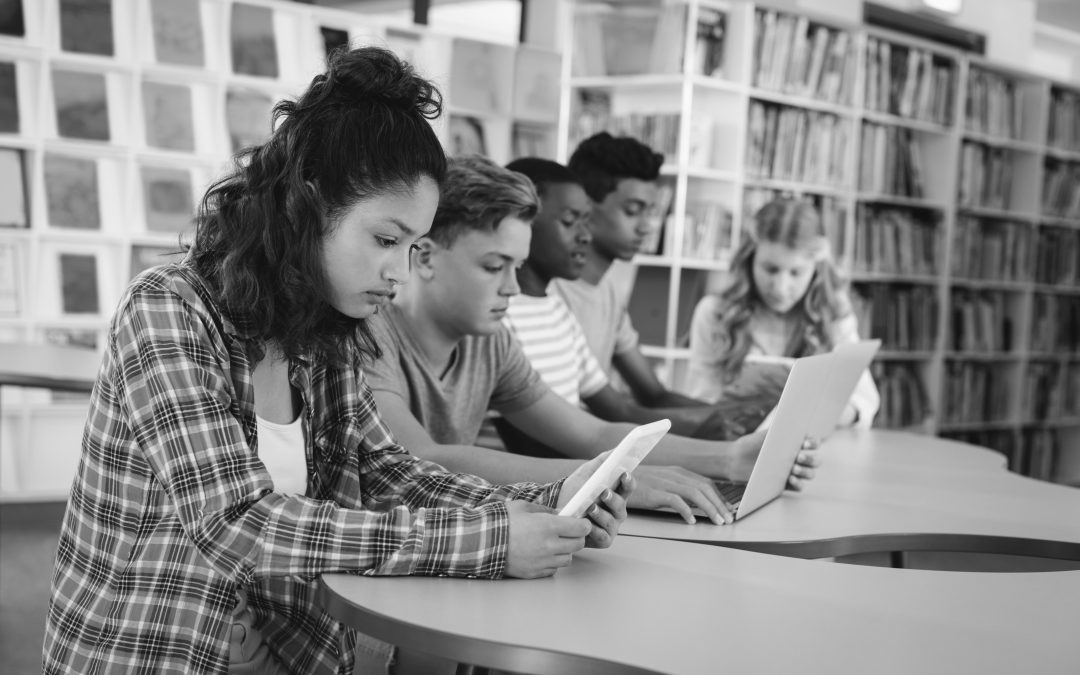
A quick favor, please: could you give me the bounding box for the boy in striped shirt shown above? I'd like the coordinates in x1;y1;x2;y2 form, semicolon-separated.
499;159;761;450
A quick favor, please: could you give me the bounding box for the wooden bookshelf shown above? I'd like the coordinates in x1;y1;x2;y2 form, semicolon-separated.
558;0;1080;484
0;0;562;501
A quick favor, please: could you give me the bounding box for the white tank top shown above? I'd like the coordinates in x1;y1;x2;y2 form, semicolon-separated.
255;410;307;496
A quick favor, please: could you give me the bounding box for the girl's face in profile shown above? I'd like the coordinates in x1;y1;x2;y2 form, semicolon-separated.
752;241;816;315
320;177;439;319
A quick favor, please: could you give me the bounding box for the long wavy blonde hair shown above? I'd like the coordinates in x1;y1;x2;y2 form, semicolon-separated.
711;198;851;383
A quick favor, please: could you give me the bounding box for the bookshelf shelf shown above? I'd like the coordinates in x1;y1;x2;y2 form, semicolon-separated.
748;89;854;116
949;278;1032;292
1044;146;1080;162
944;352;1024;361
877;350;936;361
745;177;849;198
958;205;1039;222
961;130;1043;154
850;272;938;285
939;420;1019;433
855;193;948;210
569;74;686;89
860;110;951;135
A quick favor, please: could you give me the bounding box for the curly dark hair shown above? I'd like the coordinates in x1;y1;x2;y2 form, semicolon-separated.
187;47;447;365
567;132;663;203
428;155;538;247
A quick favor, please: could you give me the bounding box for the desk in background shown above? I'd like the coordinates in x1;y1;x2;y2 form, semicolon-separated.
1;342;99;499
623;429;1080;562
320;536;1080;675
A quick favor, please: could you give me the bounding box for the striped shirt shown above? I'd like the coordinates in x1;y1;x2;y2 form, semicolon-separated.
502;293;608;407
43;264;561;675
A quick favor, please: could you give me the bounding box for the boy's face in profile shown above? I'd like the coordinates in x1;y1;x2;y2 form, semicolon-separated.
529;182;592;281
587;178;659;261
425;216;532;336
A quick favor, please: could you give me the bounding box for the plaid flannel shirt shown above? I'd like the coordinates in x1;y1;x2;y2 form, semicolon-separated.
43;264;561;674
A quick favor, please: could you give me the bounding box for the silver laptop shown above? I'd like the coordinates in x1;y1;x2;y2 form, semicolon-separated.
804;339;882;442
715;350;838;520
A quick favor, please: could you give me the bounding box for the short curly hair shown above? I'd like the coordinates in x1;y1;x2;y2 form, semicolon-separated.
567;132;663;202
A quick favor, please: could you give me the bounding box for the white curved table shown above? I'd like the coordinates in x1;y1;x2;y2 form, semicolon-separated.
623;429;1080;561
320;536;1080;675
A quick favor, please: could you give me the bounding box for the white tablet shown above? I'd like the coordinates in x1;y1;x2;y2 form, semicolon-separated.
557;419;671;518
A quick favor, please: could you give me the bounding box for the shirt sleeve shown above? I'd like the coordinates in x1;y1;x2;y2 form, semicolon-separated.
565;300;609;399
113;279;560;584
363;314;409;398
827;312;881;428
612;289;641;356
686;295;726;403
489;326;549;414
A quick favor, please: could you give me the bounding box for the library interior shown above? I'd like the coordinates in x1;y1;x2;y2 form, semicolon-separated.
2;0;1080;673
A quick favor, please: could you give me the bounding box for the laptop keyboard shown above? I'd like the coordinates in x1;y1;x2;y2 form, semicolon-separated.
714;480;746;510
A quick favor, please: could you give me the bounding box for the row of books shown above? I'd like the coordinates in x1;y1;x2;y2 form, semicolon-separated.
949;290;1017;353
1033;227;1079;286
940;430;1056;480
1041;160;1080;219
743;188;847;261
568;90;679;163
957;141;1013;210
853;284;938;351
1065;363;1080;417
1048;87;1080;152
864;37;956;126
1024;362;1065;421
1030;294;1080;353
950;216;1033;282
871;362;931;429
745;101;850;187
852;204;938;276
857;123;925;198
942;360;1011;425
964;67;1026;140
680;202;733;262
752;9;855;104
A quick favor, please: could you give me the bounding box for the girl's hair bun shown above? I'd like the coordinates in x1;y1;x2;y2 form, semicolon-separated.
324;46;441;119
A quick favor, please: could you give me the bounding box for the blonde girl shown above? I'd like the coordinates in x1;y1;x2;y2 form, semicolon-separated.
687;198;879;427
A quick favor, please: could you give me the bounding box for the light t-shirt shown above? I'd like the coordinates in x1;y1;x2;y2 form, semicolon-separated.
365;303;548;447
502;293;608;408
550;273;640;378
686;294;881;427
256;411;307;496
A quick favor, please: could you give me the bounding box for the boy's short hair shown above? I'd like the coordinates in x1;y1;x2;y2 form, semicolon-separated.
567;132;664;203
505;157;581;196
429;154;539;246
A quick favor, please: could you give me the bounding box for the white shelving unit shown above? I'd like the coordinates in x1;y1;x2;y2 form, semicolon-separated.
0;0;562;501
558;0;1080;484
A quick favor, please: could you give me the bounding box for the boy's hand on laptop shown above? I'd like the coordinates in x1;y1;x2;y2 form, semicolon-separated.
724;429;769;482
786;436;822;491
504;501;591;579
630;466;734;525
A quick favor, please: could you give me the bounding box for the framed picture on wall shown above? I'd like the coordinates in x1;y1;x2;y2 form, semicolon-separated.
0;147;28;228
44;153;101;230
230;3;279;78
52;68;110;142
58;252;100;314
149;0;204;67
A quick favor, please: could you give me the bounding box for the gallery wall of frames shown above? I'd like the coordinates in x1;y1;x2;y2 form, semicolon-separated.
0;0;562;500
